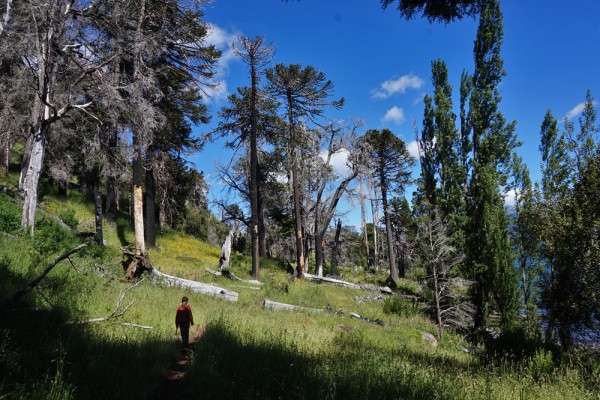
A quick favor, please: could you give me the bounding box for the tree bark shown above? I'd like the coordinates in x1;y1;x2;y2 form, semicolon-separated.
369;181;380;271
105;130;118;224
330;219;342;276
0;0;12;37
263;299;323;313
314;169;358;277
304;273;361;289
249;59;260;278
151;269;238;302
21;124;47;235
132;140;145;255
382;184;398;282
359;178;370;267
315;232;324;277
131;0;147;256
0;131;9;175
218;230;233;271
287;91;304;278
93;175;104;246
144;164;157;248
258;188;267;261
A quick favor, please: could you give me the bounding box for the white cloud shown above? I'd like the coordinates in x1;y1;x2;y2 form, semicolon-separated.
382;106;405;124
566;102;586;120
565;100;598;120
504;188;516;207
203;23;240;103
413;92;426;105
202;80;228;102
372;74;424;99
407;140;421;160
320;148;351;176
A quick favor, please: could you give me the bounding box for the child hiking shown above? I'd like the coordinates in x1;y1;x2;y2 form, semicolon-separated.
175;296;194;346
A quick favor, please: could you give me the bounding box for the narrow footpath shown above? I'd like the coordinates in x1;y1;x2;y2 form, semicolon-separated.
149;324;206;400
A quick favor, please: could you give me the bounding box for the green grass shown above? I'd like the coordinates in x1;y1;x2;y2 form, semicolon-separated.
0;189;599;399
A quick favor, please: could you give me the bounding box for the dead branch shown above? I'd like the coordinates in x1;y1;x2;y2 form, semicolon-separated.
68;279;145;325
349;312;385;326
109;278;145;318
36;286;53;307
9;243;88;303
121;323;152;329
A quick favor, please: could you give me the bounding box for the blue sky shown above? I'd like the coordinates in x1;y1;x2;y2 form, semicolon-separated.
192;0;600;226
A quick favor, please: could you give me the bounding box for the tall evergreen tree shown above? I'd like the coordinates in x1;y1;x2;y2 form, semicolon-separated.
538;94;600;350
233;36;274;278
266;64;344;277
509;153;541;332
431;60;465;230
465;0;519;329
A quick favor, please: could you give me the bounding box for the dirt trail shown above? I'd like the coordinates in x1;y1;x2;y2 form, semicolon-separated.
149;324;206;400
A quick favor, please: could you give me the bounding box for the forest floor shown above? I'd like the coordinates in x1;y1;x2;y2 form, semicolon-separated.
149;324;206;400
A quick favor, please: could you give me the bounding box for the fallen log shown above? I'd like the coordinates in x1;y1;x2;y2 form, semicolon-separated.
263;299;324;314
206;268;263;286
231;285;261;291
10;243;88;304
349;312;385;326
303;273;361;289
151;269;238;302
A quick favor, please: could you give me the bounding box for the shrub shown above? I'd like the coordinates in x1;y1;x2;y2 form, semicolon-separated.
528;348;555;380
383;296;418;317
31;218;79;255
482;324;547;364
0;192;21;233
58;209;78;230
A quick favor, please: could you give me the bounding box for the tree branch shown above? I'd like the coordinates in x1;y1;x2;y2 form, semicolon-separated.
9;243;88;303
68;279;146;325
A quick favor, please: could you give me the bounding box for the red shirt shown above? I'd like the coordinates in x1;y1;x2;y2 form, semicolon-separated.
175;304;193;326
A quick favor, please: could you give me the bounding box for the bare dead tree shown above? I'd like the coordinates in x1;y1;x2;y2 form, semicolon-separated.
417;208;473;340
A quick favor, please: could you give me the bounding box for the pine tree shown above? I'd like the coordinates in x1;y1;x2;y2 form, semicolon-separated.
266;64;344;277
361;128;415;284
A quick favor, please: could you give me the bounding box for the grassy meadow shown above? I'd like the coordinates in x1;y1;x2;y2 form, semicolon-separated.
0;183;599;399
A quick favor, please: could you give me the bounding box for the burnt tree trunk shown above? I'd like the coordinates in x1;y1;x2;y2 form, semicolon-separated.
105;130;118;224
329;219;342;276
144;162;157;248
93;175;104;246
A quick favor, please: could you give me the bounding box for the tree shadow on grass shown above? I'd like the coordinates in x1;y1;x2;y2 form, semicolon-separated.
0;266;176;400
116;215;130;247
182;322;471;400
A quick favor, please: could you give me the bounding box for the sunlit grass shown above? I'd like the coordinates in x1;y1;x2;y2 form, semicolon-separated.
1;189;599;399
